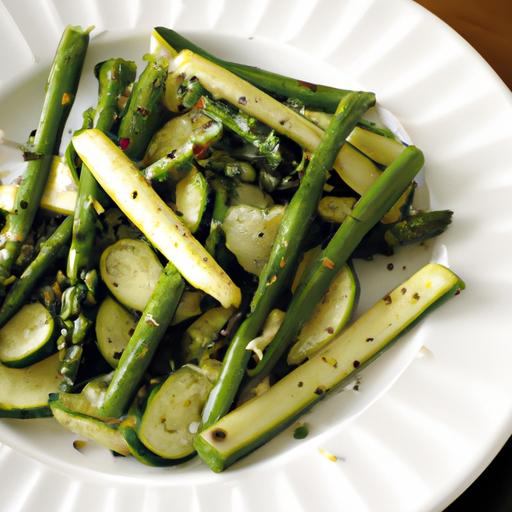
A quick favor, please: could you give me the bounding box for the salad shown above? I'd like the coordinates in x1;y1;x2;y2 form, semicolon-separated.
0;25;463;472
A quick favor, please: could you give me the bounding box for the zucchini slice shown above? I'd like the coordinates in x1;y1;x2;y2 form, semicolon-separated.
222;204;285;276
195;263;464;472
95;297;137;368
0;303;56;368
0;353;64;418
171;290;203;325
175;166;208;233
230;182;273;209
181;307;235;363
138;365;213;459
100;239;163;312
317;196;357;224
50;401;129;455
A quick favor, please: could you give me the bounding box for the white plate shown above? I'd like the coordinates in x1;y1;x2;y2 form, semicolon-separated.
0;0;511;510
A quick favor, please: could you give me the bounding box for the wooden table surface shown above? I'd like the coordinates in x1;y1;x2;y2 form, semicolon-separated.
415;1;511;510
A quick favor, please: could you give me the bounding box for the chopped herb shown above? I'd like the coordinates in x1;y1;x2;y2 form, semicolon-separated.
293;424;309;439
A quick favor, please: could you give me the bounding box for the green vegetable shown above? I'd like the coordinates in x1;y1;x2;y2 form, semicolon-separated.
67;58;136;284
201;92;374;428
100;262;184;418
100;239;163;312
0;303;56;368
181;307;235;363
0;216;72;328
95;297;137;368
118;56;168;161
175;166;209;233
154;28;360;112
194;263;464;472
138;365;213;459
250;146;424;378
317;197;357;224
0;353;64;418
0;26;90;293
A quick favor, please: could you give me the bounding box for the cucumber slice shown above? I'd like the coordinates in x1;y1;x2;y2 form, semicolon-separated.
138;365;213;459
222;204;285;276
0;303;56;368
317;196;357;224
0;353;63;418
171;291;203;325
195;263;464;472
95;297;137;369
100;239;163;312
175;166;208;233
230;183;273;209
50;401;129;455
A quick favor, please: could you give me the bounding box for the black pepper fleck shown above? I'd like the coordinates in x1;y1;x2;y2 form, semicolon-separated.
131;191;138;199
413;292;420;300
353;360;360;368
238;96;248;105
20;200;28;209
401;287;407;295
387;263;394;271
297;381;303;387
366;337;374;342
167;150;177;159
212;428;227;441
383;295;392;305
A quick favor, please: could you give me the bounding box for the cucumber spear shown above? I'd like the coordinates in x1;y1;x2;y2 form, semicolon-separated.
0;26;91;294
201;92;375;428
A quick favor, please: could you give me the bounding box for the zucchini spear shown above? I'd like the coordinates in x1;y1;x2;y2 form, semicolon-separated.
0;26;90;292
100;262;184;417
154;27;359;112
201;92;375;428
72;129;241;309
195;263;464;472
67;59;137;284
250;146;425;377
0;216;73;328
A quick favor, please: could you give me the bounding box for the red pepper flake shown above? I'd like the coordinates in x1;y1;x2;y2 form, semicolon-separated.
297;80;317;92
61;92;73;106
194;97;206;110
193;143;209;159
383;295;392;305
322;257;335;270
119;137;130;150
353;360;360;368
279;257;286;268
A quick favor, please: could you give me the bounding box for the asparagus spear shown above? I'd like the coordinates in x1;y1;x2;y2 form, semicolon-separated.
72;129;241;309
0;217;72;328
195;263;464;472
250;146;424;378
0;26;90;293
100;263;184;417
201;92;375;428
354;210;454;259
118;56;167;161
154;28;361;112
68;59;136;284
